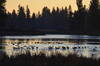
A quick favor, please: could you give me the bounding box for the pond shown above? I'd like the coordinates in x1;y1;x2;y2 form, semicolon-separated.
1;35;100;59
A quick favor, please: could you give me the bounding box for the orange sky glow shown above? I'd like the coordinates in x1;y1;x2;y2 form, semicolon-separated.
6;0;90;14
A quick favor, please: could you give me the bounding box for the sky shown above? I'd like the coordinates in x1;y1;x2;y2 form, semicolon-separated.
6;0;90;14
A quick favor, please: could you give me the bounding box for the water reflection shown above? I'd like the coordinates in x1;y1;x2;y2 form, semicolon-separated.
4;44;100;59
1;35;100;59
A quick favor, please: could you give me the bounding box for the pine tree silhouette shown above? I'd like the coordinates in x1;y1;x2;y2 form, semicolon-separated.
87;0;100;34
0;0;6;31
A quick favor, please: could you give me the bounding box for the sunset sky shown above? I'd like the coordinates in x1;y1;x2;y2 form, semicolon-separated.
6;0;90;14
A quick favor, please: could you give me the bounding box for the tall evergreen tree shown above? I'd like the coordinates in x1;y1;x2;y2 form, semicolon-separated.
26;5;30;19
87;0;100;34
0;0;6;31
17;5;26;30
32;13;35;20
18;5;26;19
41;7;51;29
42;6;51;17
76;0;83;10
74;0;87;33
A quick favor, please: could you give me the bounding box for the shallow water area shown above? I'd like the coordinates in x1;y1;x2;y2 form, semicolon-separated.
1;35;100;59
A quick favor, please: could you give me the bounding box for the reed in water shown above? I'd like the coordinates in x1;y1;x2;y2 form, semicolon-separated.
0;53;100;66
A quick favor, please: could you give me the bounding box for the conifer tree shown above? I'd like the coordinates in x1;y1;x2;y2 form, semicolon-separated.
0;0;6;31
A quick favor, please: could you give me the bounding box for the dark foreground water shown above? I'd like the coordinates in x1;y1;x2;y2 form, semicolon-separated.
1;54;100;66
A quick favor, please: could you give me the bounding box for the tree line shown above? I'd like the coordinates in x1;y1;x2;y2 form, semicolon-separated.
0;0;100;35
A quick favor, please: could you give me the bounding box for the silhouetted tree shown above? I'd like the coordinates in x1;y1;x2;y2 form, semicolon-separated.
11;10;18;29
42;6;51;17
17;5;26;30
59;7;69;31
18;5;26;20
41;6;52;30
31;12;36;28
87;0;100;34
0;0;6;31
73;0;87;33
32;13;35;20
67;5;75;33
6;10;18;30
76;0;83;10
26;5;30;20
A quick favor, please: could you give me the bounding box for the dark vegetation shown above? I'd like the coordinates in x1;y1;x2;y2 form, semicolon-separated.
0;0;100;35
0;53;100;66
